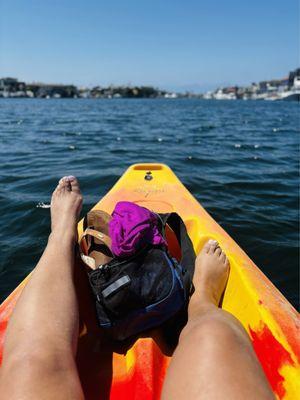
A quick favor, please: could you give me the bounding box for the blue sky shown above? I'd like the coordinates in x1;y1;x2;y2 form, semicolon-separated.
0;0;299;91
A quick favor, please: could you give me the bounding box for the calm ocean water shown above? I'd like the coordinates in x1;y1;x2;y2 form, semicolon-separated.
0;99;299;308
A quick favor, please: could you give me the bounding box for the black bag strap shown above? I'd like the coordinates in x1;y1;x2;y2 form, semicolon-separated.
159;212;196;296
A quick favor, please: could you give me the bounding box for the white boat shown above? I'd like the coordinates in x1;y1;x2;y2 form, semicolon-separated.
214;90;236;100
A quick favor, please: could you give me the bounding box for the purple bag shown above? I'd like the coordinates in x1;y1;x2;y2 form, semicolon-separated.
109;201;167;258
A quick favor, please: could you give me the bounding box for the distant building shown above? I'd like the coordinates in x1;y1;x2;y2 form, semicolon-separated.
0;77;26;92
288;68;300;88
26;83;78;98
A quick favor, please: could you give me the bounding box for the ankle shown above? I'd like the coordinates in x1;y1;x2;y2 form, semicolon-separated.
49;227;77;246
193;284;219;305
188;289;218;317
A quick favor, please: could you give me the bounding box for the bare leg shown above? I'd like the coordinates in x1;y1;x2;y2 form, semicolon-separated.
162;240;274;400
0;176;84;400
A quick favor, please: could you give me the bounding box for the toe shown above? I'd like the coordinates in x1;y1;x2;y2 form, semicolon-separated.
203;240;213;254
53;180;63;196
59;176;69;185
208;240;218;254
220;251;226;263
58;177;72;191
69;176;81;194
214;247;222;257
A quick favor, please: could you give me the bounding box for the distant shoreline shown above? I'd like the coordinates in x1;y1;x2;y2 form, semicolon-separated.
1;97;299;102
0;97;299;101
1;68;299;101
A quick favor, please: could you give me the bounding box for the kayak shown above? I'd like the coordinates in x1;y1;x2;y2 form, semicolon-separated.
0;163;299;399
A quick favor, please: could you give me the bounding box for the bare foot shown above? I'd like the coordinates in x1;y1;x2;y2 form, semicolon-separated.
50;176;83;240
189;239;230;312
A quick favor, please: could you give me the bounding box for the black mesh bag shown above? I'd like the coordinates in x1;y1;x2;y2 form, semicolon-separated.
86;212;196;341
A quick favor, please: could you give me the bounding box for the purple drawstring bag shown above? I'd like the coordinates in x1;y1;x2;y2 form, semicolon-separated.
108;201;167;257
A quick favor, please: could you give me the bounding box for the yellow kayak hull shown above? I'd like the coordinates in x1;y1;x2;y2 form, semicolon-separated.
0;163;299;399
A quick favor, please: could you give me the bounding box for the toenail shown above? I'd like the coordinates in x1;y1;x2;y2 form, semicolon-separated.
208;239;218;245
60;176;74;182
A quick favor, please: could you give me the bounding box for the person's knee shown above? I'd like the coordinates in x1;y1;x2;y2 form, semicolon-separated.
2;345;72;376
0;352;83;400
180;311;251;350
0;347;82;400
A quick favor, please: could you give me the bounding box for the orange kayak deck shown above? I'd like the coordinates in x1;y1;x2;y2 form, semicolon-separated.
0;163;299;399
